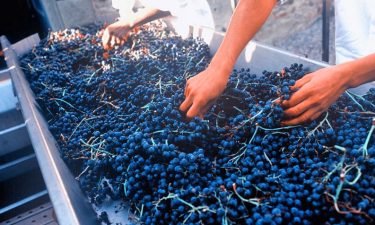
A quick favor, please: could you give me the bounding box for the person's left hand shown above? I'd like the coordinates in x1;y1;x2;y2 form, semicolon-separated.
281;66;350;125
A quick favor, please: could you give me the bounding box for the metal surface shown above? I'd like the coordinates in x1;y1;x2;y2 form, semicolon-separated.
1;35;99;225
0;153;38;181
0;69;24;131
0;124;30;157
3;34;40;59
0;191;49;216
0;78;18;114
322;0;332;62
0;109;24;131
0;201;56;225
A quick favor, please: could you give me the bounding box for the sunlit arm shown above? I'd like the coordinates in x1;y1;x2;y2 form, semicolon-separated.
180;0;277;118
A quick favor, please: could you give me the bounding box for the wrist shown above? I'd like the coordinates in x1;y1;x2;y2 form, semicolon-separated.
200;64;230;90
208;55;235;80
329;62;358;90
122;20;135;30
113;20;133;30
338;54;375;88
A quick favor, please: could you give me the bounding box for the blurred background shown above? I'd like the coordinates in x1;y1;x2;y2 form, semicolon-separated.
0;0;335;68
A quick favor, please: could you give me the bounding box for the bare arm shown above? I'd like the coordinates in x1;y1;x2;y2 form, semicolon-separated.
210;0;277;77
282;53;375;125
180;0;277;118
344;53;375;88
102;7;170;49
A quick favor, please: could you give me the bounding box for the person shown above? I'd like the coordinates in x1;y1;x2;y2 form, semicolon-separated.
102;0;214;49
103;0;375;125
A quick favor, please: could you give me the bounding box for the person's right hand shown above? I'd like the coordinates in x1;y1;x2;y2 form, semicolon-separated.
179;67;229;119
102;21;132;50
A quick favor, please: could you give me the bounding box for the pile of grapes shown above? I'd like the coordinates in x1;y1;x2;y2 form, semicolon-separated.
20;22;374;224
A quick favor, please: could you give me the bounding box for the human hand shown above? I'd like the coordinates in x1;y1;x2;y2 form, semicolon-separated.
281;66;350;125
179;67;229;119
102;21;132;50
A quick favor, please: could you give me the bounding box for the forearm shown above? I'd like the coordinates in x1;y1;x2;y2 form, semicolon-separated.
126;7;171;29
209;0;277;77
337;53;375;89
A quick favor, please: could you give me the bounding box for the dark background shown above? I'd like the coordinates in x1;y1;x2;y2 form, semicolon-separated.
0;0;47;69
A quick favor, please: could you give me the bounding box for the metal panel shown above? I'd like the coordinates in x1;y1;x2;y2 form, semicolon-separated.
1;35;99;225
0;109;24;131
0;124;30;156
0;79;18;114
0;201;54;225
0;191;49;216
0;153;38;181
2;34;40;59
322;0;332;62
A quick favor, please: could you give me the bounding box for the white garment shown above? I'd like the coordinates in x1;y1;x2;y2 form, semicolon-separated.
335;0;375;93
139;0;215;29
335;0;375;64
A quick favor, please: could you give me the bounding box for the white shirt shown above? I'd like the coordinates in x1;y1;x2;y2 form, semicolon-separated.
335;0;375;93
113;0;214;38
140;0;214;29
335;0;375;64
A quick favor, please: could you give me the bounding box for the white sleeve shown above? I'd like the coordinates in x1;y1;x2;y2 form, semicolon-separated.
139;0;214;28
140;0;188;16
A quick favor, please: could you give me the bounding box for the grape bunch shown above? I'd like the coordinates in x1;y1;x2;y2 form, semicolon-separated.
20;21;374;225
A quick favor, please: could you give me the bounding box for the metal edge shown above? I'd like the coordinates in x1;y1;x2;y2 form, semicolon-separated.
1;35;99;225
182;25;330;71
11;34;40;58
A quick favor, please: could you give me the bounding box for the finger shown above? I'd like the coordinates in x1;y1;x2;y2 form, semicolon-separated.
281;87;310;109
184;81;191;97
290;75;311;91
186;100;205;119
115;37;121;45
102;32;111;49
179;96;193;112
274;98;282;105
103;42;109;50
283;97;317;118
110;36;116;48
310;112;322;121
281;109;318;126
184;87;190;97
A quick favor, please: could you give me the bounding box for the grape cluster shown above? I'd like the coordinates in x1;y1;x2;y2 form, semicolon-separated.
20;22;374;224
